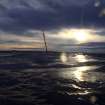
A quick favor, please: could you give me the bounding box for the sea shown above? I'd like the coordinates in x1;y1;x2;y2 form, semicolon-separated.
0;46;105;105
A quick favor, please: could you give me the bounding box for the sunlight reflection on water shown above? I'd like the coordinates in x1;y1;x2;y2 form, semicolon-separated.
55;62;105;96
60;53;91;65
60;52;68;63
74;54;87;62
73;66;98;82
57;66;99;96
58;53;105;85
59;66;100;82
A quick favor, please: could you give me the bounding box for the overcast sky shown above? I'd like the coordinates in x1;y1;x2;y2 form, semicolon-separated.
0;0;105;50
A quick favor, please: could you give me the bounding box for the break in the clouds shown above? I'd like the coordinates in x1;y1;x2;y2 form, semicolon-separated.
0;0;105;49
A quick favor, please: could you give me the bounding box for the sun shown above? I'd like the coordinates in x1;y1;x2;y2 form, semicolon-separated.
73;30;88;43
59;29;91;43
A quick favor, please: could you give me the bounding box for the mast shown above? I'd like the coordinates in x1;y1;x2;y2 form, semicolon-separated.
42;31;48;53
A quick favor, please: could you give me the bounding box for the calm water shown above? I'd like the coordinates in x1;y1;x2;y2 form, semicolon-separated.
0;51;105;105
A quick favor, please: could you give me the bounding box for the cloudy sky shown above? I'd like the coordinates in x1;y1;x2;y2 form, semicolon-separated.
0;0;105;50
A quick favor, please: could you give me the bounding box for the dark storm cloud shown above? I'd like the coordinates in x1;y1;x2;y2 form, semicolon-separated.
0;0;105;34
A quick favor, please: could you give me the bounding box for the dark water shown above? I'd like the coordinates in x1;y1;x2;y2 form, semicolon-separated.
0;51;105;105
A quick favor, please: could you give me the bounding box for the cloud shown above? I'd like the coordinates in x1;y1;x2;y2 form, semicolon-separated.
0;0;105;50
0;0;104;35
0;33;42;44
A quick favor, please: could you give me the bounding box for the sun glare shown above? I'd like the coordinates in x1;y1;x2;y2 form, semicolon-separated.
72;30;88;43
59;29;91;43
60;52;68;63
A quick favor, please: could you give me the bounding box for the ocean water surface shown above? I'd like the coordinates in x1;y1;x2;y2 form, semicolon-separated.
0;51;105;105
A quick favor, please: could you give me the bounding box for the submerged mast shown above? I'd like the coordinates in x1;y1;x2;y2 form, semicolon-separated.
42;31;48;53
